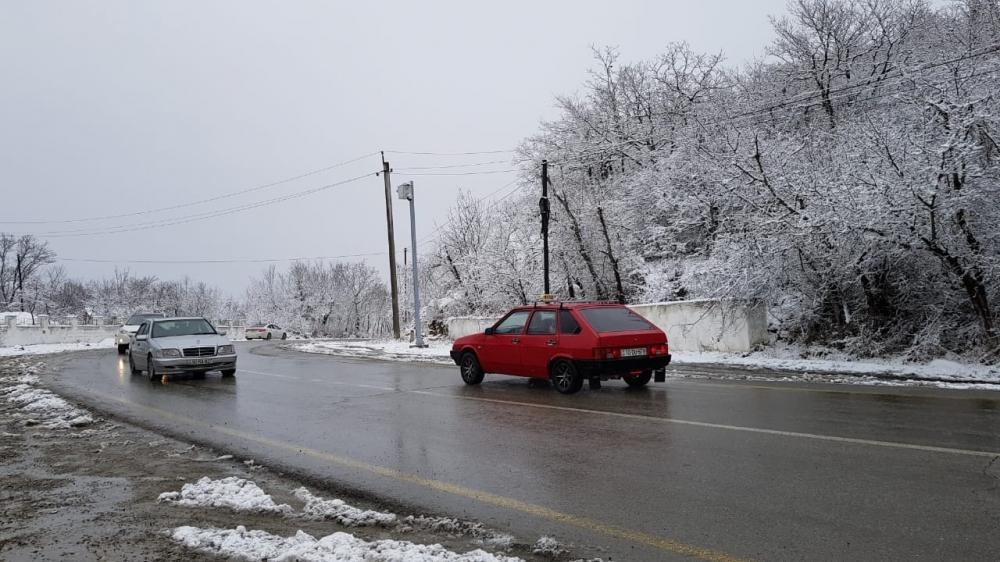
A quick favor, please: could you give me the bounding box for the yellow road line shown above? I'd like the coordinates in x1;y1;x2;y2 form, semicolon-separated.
410;391;1000;458
84;389;747;562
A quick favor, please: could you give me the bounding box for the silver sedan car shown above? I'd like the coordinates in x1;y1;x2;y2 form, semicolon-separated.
128;317;237;379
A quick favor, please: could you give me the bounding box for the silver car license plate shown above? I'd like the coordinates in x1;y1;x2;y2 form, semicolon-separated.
621;347;647;357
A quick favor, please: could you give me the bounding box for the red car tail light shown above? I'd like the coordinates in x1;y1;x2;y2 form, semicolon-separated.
648;343;669;356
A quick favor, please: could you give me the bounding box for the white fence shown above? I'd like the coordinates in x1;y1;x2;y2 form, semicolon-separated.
0;315;118;347
0;315;247;347
446;300;768;353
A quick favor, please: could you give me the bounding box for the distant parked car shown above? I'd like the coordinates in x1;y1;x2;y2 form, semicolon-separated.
245;323;287;340
450;302;670;394
128;317;236;379
116;312;165;354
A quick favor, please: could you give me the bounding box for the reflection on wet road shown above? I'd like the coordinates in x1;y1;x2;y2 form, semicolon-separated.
45;343;1000;561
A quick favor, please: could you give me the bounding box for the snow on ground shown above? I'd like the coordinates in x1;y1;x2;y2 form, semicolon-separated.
170;525;524;562
0;338;115;357
295;487;397;527
291;339;453;365
164;478;523;554
290;339;1000;387
671;342;1000;384
532;536;566;556
0;362;94;429
399;515;515;550
158;477;293;515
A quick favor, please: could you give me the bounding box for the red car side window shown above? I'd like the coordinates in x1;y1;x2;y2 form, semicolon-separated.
558;310;581;334
526;311;557;335
494;311;530;335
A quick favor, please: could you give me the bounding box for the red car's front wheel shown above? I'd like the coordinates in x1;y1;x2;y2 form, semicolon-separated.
459;352;484;385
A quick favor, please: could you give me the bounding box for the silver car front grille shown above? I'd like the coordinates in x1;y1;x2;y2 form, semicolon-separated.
182;347;216;358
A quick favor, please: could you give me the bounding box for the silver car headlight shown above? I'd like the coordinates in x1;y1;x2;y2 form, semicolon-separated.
159;348;181;358
217;345;234;355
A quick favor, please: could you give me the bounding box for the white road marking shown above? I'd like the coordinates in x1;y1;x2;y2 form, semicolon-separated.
242;364;997;458
241;369;395;391
410;391;1000;458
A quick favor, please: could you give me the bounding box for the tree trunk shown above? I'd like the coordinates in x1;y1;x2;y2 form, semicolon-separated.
922;238;995;338
596;207;626;303
553;189;607;300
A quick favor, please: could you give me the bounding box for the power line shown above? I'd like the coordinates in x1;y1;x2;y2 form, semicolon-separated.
58;251;388;265
0;151;380;225
393;169;519;177
384;149;516;156
416;178;526;248
538;44;1000;167
392;159;513;171
544;59;1000;169
32;172;377;238
719;41;1000;124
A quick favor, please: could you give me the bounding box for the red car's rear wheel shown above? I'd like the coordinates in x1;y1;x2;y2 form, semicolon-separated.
551;360;582;394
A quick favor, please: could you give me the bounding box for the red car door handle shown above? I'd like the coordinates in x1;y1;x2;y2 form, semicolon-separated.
546;340;557;346
511;338;520;344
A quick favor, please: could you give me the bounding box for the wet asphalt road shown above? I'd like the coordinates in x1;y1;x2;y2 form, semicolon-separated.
43;342;1000;561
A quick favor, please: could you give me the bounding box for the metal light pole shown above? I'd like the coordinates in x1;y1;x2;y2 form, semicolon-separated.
396;181;426;347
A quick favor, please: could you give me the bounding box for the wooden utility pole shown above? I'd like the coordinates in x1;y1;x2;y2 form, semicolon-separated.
381;152;401;339
540;159;552;299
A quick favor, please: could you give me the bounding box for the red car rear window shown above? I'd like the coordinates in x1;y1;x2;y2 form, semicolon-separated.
579;307;655;332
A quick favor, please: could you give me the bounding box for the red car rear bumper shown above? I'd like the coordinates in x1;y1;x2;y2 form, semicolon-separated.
574;355;671;378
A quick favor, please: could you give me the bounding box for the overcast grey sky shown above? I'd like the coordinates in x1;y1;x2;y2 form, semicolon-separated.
0;0;789;294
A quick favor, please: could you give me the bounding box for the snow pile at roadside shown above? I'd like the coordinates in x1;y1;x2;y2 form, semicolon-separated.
400;515;514;548
164;477;524;554
170;525;524;562
294;487;397;526
533;536;566;556
0;363;94;429
671;343;1000;384
292;339;453;364
0;338;116;357
158;477;293;515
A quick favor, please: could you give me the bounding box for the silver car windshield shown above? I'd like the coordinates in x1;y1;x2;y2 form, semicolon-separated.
151;319;216;338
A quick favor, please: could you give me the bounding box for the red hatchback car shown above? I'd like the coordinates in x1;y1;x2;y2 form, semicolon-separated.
450;302;671;394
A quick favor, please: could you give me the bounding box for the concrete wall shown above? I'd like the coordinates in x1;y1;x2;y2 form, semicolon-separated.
628;300;768;353
445;300;768;353
446;316;498;339
0;316;247;347
0;315;118;347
